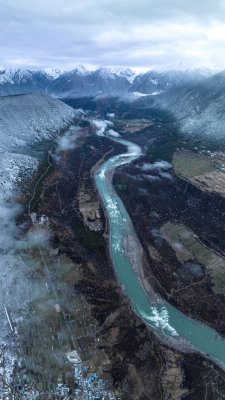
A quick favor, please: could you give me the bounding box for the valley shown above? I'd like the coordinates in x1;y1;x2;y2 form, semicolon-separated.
2;0;225;396
17;117;225;399
1;68;225;398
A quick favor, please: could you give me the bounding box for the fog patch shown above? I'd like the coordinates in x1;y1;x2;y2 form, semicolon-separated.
107;113;115;119
142;174;161;182
56;126;82;151
151;229;165;239
138;161;172;172
107;129;120;137
0;199;44;383
92;119;113;136
92;119;112;129
154;161;172;169
0;192;52;386
180;263;204;279
19;227;51;251
0;199;21;251
159;171;174;180
150;228;166;247
173;242;184;250
123;172;144;182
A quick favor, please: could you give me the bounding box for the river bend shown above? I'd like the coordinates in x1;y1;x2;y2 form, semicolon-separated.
95;136;225;369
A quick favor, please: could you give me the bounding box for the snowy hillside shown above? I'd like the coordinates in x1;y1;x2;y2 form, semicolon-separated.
0;92;77;198
130;68;213;95
0;92;80;388
157;70;225;138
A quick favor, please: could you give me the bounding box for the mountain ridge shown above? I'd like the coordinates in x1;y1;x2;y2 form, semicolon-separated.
0;66;215;98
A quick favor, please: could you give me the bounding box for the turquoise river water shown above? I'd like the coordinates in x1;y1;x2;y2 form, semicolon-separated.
95;136;225;369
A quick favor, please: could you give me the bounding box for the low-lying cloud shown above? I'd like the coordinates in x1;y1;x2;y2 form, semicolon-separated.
159;171;174;180
107;129;120;138
0;199;21;250
92;119;113;134
56;126;82;151
138;161;172;171
142;174;161;181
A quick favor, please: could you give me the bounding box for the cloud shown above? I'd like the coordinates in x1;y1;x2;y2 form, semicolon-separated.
92;119;112;129
159;171;174;180
107;113;115;118
55;126;83;152
142;174;161;181
137;160;173;182
0;199;21;250
20;227;51;250
107;129;120;137
138;161;172;171
92;119;113;136
151;228;165;239
1;0;225;69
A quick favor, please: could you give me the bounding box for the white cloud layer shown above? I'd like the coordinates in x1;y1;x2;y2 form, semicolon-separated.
1;0;225;69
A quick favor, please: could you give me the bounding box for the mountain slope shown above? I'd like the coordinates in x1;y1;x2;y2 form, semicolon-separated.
0;69;53;96
48;67;131;98
0;92;77;197
130;68;212;94
158;70;225;138
0;92;76;150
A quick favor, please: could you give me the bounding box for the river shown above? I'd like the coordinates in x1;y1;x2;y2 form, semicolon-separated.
94;136;225;369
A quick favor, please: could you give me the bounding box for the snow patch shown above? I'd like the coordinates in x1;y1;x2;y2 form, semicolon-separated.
0;153;39;197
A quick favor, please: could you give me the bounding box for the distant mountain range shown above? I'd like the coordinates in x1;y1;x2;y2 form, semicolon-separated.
0;66;214;98
48;67;131;98
1;65;225;138
0;69;51;96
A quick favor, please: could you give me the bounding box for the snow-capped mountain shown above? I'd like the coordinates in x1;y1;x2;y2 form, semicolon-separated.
107;67;137;83
47;66;214;98
0;69;53;96
0;66;133;97
0;65;216;99
48;67;131;98
157;70;225;138
130;68;213;95
44;68;64;79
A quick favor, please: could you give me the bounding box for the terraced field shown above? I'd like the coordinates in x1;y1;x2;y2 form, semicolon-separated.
173;150;225;196
160;221;225;294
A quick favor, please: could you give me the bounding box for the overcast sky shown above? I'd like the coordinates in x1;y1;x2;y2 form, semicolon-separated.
1;0;225;71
